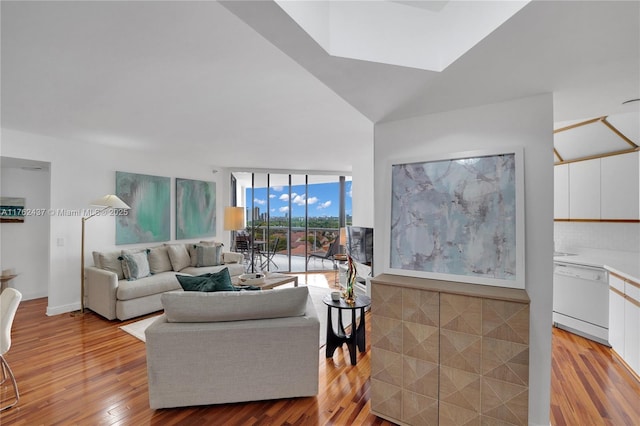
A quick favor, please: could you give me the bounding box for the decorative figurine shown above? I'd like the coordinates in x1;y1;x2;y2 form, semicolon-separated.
344;255;357;305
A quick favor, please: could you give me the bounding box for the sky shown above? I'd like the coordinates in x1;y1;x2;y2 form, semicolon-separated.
247;181;352;218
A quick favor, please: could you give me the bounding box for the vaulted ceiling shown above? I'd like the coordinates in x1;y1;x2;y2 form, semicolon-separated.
2;1;638;172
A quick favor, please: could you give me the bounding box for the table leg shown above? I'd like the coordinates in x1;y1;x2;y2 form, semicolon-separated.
356;307;366;353
346;310;358;365
325;306;346;358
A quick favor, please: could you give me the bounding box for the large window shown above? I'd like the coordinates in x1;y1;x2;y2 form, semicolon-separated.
231;172;352;273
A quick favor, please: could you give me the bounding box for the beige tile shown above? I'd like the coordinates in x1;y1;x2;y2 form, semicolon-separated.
372;284;403;320
441;293;482;335
402;390;438;425
482;300;529;344
440;329;482;374
371;315;403;353
482;337;529;386
480;415;520;426
481;377;528;426
403;321;439;362
370;378;402;421
439;400;481;426
402;356;438;398
371;347;403;387
440;365;481;413
402;288;439;326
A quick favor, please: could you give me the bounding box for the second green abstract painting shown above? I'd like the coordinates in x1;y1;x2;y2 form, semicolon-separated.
176;178;216;239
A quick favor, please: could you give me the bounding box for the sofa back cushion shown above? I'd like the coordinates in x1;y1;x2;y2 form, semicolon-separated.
93;250;126;280
162;286;309;323
166;244;191;271
148;246;173;274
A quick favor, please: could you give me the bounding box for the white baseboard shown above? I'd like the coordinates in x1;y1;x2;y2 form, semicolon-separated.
47;301;80;316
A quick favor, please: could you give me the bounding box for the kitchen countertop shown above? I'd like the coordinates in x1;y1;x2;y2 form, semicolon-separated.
554;248;640;283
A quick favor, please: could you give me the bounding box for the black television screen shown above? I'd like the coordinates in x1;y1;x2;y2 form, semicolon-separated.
346;226;373;266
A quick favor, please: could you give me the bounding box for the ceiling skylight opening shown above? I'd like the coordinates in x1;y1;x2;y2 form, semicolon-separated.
275;0;530;71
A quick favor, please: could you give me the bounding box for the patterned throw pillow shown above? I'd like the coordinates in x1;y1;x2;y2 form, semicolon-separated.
119;248;148;279
195;245;222;267
122;251;151;281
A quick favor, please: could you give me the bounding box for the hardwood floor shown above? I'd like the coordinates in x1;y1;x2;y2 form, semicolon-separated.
550;327;640;426
1;279;639;425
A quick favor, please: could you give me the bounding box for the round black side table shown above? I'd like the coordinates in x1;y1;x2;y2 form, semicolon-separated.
323;294;372;365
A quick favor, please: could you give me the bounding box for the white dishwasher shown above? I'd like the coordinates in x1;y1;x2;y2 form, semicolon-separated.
553;261;609;345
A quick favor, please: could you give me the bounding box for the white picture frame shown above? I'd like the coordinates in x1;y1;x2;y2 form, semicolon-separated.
383;147;525;289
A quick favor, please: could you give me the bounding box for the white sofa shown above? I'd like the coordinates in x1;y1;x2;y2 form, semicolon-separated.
145;286;320;409
85;242;245;320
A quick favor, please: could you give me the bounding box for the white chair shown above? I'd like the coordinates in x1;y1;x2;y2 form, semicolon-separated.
0;288;22;411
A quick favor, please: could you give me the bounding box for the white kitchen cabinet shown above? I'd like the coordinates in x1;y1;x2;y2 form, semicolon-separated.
554;163;570;219
609;274;626;354
624;279;640;374
601;151;640;220
569;158;601;219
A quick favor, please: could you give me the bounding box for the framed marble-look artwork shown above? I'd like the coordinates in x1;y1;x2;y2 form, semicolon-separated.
385;148;525;289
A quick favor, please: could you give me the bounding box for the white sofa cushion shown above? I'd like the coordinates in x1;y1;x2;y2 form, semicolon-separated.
93;250;126;280
166;244;190;271
117;272;182;301
161;286;309;323
148;246;173;274
223;252;244;264
179;263;244;277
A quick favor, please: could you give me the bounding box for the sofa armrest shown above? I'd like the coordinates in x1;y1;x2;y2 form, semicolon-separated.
85;266;118;320
223;252;244;264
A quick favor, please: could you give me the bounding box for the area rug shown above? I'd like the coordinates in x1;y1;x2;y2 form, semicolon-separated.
119;285;336;347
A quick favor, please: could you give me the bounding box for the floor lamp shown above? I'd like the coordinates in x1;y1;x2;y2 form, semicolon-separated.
72;194;130;316
223;206;245;251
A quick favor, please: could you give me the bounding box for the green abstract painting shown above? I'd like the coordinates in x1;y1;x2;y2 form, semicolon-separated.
116;171;170;244
176;178;216;240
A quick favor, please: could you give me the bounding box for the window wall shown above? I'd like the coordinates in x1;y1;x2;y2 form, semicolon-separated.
231;171;352;273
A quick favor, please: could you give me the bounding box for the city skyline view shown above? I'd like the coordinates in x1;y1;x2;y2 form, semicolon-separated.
246;180;352;219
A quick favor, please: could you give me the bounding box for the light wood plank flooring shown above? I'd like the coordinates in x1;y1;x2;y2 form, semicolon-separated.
1;278;639;425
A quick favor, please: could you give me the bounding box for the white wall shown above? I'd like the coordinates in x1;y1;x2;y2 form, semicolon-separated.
351;141;375;227
374;94;554;425
1;127;376;315
1;128;227;315
1;166;51;300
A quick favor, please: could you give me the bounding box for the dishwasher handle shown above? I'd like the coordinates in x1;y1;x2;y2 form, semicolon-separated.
553;263;607;282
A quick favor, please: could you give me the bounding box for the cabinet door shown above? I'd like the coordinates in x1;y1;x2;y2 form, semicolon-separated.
569;159;601;219
601;152;640;220
624;280;640;375
554;164;570;219
608;275;626;354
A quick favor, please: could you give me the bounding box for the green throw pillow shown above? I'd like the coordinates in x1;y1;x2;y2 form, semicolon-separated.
206;267;235;292
176;274;213;291
175;268;236;292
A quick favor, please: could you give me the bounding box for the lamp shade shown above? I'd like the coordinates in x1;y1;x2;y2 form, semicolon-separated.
340;227;347;246
224;206;245;231
89;194;130;209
